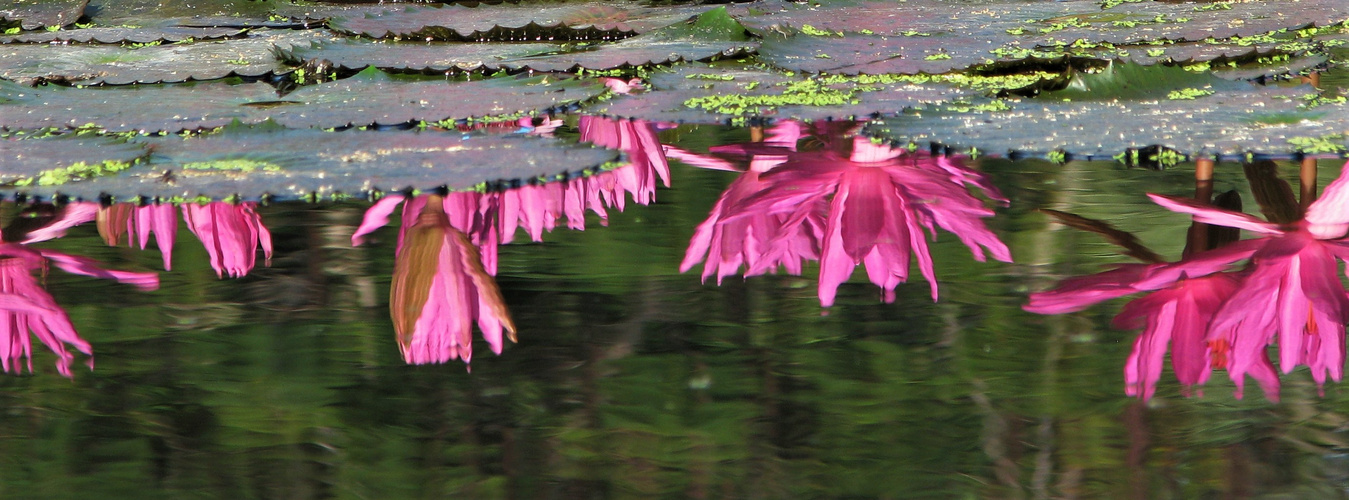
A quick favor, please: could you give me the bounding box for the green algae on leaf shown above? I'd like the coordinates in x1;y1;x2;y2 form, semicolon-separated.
0;135;148;187
592;63;970;124
25;123;621;202
866;70;1341;161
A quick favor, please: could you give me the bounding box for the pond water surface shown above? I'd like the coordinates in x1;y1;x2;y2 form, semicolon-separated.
3;120;1349;499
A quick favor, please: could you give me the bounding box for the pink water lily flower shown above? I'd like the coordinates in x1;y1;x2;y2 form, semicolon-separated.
0;203;158;376
98;202;177;270
182;202;272;279
353;193;514;366
725;135;1011;306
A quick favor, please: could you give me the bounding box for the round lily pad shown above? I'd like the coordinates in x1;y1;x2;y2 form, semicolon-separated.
592;63;971;124
0;68;606;133
330;1;712;41
1;26;245;44
867;62;1342;160
0;135;147;187
0;29;326;85
1;0;87;30
23;124;622;201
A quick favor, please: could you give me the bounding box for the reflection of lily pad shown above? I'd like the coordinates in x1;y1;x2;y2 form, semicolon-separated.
593;63;970;124
26;124;622;201
868;63;1340;159
1;26;244;44
1;0;88;30
330;2;711;41
0;29;325;85
0;135;148;187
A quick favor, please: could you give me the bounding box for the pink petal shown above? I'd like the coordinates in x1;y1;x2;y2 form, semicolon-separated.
352;195;406;246
1147;194;1282;235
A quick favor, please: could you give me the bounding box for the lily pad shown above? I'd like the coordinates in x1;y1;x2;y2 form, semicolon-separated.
1;0;88;30
1;67;605;133
592;63;970;124
0;26;244;44
0;135;147;187
0;29;325;85
330;1;711;41
267;68;606;128
733;0;1349;47
24;124;621;201
83;0;279;27
492;6;756;72
278;39;561;73
867;62;1341;159
0;78;279;132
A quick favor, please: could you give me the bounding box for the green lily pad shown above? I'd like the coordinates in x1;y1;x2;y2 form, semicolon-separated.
0;67;605;133
0;29;326;85
330;1;711;41
0;77;279;132
1;0;88;30
266;67;606;128
867;62;1340;159
592;63;970;124
0;135;148;187
0;26;244;44
24;123;621;201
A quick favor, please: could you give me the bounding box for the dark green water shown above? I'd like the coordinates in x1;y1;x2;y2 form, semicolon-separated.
2;123;1349;499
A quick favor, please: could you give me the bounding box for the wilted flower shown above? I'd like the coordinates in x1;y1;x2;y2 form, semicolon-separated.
182;201;272;278
353;193;515;366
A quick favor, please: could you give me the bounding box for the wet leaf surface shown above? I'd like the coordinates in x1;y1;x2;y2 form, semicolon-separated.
83;0;278;27
0;135;147;186
733;0;1349;46
267;68;606;128
0;26;244;44
330;1;711;41
22;124;621;201
0;68;605;132
0;78;279;132
0;29;327;85
867;63;1343;159
593;63;970;124
279;39;560;73
0;0;88;30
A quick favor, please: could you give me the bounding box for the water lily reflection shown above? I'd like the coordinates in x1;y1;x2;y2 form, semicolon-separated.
1028;160;1349;400
182;201;272;278
97;202;177;270
0;203;159;376
679;121;1012;306
353;193;514;367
